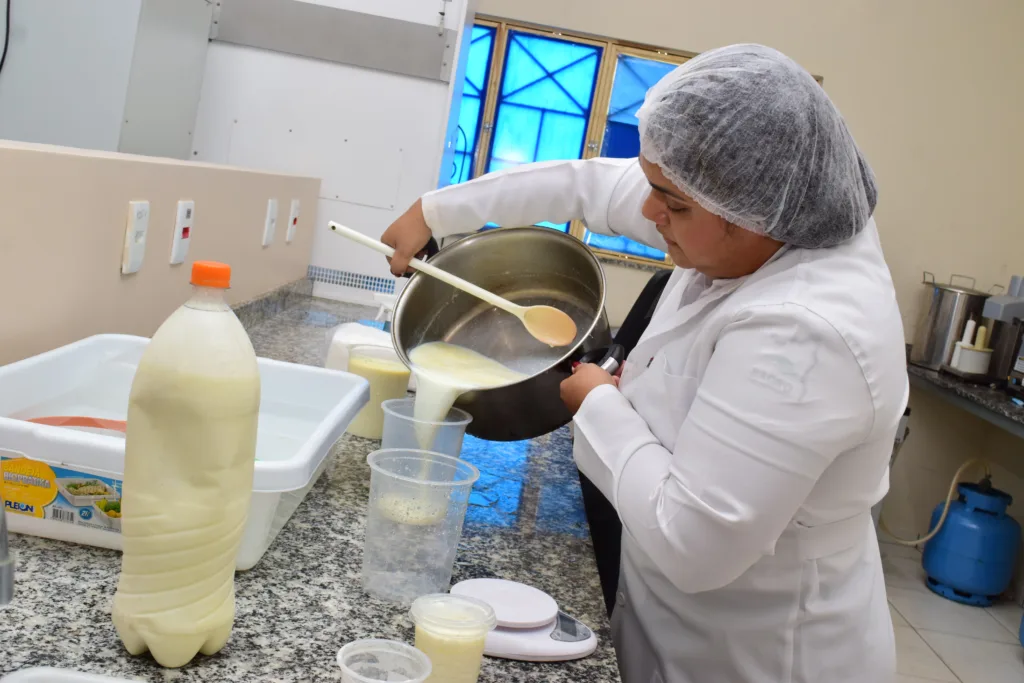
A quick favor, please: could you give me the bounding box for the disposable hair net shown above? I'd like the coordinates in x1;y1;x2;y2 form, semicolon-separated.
637;44;877;249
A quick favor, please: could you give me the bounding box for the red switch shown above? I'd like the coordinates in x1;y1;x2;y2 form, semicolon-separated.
182;227;191;239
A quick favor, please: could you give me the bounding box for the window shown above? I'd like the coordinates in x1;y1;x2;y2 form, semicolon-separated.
444;20;690;267
448;25;496;185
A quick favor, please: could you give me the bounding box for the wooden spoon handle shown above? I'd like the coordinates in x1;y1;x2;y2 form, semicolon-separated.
329;222;522;317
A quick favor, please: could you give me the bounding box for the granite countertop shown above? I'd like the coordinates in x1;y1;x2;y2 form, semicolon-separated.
1;295;619;683
908;364;1024;435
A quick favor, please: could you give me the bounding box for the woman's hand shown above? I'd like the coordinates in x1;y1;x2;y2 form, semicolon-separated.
381;198;433;276
560;363;619;415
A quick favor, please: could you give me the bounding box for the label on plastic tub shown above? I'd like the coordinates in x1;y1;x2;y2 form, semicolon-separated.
1;450;123;532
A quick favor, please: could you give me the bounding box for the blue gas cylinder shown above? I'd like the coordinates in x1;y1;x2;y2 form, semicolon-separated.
922;480;1020;607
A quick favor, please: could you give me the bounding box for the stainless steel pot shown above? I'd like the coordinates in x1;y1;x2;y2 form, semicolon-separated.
391;227;612;441
910;272;991;370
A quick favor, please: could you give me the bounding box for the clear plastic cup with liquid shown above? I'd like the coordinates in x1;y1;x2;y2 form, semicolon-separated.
336;639;432;683
362;449;479;605
381;398;472;456
411;594;496;683
346;345;411;439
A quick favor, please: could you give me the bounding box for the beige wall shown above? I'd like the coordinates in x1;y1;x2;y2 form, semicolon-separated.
0;141;319;366
479;0;1024;549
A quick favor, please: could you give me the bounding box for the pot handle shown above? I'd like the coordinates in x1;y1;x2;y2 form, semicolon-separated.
989;284;1006;295
574;344;626;375
922;271;935;284
400;237;440;278
950;274;977;290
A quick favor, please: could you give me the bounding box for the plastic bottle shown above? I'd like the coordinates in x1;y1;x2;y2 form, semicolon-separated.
112;262;261;668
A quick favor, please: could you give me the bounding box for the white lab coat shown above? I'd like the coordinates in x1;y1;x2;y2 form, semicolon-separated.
423;157;908;683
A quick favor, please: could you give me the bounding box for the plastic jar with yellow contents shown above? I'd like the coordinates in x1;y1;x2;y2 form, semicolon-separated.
411;593;497;683
345;345;411;439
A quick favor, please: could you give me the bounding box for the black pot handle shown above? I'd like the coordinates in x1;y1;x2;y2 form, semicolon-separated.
574;344;625;375
400;237;441;278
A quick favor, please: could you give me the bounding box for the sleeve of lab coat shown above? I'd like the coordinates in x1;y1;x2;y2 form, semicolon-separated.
572;304;875;594
420;157;665;250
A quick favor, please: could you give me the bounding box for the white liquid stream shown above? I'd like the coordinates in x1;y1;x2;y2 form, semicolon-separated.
376;342;524;526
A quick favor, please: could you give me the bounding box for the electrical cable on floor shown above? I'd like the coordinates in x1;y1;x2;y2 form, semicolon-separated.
879;456;992;546
0;0;11;77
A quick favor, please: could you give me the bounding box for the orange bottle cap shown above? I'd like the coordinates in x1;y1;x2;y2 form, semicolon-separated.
191;261;231;288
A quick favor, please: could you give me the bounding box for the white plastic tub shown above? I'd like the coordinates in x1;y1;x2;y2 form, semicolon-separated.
0;334;368;570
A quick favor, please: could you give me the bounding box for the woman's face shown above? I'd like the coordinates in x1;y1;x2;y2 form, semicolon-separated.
639;156;783;279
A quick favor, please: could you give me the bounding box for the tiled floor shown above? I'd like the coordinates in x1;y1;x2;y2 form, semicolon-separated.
882;541;1024;682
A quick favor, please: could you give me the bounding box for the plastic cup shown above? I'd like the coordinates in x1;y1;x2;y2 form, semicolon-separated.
361;449;479;605
346;345;411;439
381;398;472;456
411;594;496;683
336;639;432;683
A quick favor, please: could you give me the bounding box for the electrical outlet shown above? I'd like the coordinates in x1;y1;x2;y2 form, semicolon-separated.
262;198;279;247
286;199;300;243
121;200;150;275
170;200;194;265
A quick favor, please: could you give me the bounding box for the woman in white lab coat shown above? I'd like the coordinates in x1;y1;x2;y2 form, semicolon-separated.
383;44;908;683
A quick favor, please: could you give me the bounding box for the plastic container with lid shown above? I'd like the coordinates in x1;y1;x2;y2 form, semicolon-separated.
336;639;432;683
411;593;497;683
346;345;411;439
111;261;260;668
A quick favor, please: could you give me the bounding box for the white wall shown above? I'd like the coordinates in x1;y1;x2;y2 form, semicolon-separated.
192;0;474;304
0;0;141;151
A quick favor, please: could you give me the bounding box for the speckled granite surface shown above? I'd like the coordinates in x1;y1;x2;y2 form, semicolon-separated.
0;296;619;682
908;364;1024;425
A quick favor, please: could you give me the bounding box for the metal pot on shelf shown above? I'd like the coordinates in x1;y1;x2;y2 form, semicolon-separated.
391;227;613;441
910;272;994;370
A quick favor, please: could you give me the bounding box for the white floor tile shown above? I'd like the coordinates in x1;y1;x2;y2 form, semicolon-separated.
880;540;924;560
890;602;909;627
888;586;1018;644
919;630;1024;683
883;554;931;593
894;626;957;681
896;676;955;683
987;601;1024;639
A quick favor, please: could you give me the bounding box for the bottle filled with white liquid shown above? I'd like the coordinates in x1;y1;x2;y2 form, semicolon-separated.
113;261;261;668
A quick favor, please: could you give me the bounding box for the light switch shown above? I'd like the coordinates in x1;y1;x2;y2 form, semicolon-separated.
286;199;300;243
262;198;278;247
121;200;150;275
170;200;194;265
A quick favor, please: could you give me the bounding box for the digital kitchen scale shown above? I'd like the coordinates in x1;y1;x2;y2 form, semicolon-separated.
451;578;598;662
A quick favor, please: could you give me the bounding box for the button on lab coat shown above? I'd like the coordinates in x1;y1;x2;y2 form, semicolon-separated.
423;157;909;683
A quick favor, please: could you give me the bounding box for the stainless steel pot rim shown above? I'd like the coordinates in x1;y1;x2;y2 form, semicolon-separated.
391;226;609;379
925;283;990;296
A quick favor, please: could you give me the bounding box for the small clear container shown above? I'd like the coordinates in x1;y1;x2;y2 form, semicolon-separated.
411;594;497;683
362;449;479;605
346;345;411;439
336;639;432;683
381;398;472;456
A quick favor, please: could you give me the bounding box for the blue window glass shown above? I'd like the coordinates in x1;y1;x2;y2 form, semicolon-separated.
584;54;677;261
447;25;496;186
485;31;602;232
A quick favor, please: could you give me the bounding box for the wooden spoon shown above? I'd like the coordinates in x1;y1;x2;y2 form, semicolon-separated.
329;222;578;347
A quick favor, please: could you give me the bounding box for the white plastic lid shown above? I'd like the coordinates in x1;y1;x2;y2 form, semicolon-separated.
410;593;497;638
451;578;558;629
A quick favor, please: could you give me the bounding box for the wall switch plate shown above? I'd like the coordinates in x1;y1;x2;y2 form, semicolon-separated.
286;199;300;243
121;200;150;275
170;200;194;265
262;198;279;247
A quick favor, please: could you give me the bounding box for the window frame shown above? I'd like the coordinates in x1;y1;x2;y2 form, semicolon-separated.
465;18;697;269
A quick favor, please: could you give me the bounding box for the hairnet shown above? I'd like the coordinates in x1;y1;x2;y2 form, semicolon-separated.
637;44;877;249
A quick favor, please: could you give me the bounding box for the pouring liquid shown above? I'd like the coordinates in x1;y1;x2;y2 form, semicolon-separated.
376;342;524;526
